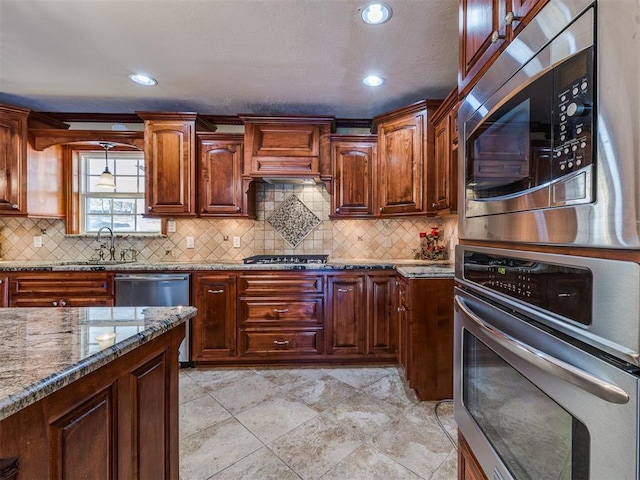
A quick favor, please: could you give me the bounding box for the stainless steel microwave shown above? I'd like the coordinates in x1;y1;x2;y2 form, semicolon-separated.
459;0;640;248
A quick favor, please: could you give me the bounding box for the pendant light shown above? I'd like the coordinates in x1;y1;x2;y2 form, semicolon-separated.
95;142;116;189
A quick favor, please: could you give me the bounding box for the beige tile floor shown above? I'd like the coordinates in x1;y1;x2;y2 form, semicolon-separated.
179;366;458;480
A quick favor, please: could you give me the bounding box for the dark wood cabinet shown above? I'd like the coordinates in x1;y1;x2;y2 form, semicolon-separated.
397;276;454;400
0;324;184;480
192;274;237;360
138;112;215;216
366;272;397;357
459;0;548;94
330;135;376;217
459;431;488;480
197;133;254;217
238;272;325;358
0;276;7;308
326;274;366;355
8;272;114;307
240;116;334;180
0;105;28;215
372;101;440;216
432;88;460;214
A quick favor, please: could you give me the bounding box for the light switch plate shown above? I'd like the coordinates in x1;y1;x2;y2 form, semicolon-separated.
186;237;195;249
233;236;241;248
167;220;176;233
33;236;42;248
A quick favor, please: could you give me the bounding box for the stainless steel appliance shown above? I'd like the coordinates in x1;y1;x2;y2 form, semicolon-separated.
459;0;640;248
115;273;191;365
243;254;329;264
454;245;640;480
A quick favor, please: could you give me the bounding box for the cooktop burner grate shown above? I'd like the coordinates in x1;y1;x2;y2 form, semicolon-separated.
243;254;329;264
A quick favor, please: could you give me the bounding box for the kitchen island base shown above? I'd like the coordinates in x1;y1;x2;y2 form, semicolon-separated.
0;323;185;480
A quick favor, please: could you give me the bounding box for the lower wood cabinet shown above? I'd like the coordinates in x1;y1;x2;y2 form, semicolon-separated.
8;272;114;307
458;431;488;480
0;324;184;479
0;276;7;308
191;274;237;360
326;274;366;355
397;276;454;400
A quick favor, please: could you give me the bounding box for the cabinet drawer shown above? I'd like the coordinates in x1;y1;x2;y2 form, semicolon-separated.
239;274;323;296
11;273;113;296
240;298;323;325
239;328;323;355
11;297;115;308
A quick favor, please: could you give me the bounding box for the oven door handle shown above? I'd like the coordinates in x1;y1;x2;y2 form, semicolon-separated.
455;295;630;404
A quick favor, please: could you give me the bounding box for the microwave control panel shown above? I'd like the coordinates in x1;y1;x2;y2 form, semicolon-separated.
552;47;594;178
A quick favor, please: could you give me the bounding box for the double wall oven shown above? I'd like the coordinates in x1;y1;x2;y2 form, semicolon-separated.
455;0;640;478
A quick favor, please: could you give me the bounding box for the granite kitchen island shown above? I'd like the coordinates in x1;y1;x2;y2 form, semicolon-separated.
0;305;196;480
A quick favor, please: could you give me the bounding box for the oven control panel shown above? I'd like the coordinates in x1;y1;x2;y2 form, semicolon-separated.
462;251;593;326
552;47;594;178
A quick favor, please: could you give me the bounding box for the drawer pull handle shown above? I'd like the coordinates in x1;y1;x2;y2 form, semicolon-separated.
274;308;289;314
337;288;353;293
52;301;58;307
273;340;290;346
208;289;224;294
60;300;67;307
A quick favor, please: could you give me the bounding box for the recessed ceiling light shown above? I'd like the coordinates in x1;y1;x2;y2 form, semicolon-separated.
128;73;157;86
361;3;392;25
363;75;385;87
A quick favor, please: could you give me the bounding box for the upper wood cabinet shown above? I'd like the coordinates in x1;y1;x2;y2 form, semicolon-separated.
138;112;215;217
459;0;548;94
330;135;376;217
372;101;440;216
0;105;28;215
197;133;255;217
240;115;334;181
432;87;460;214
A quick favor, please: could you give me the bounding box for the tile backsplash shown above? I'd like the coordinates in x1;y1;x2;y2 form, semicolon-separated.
0;183;458;262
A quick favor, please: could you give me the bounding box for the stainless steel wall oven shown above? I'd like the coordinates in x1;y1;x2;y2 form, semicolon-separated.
454;245;640;479
459;0;640;248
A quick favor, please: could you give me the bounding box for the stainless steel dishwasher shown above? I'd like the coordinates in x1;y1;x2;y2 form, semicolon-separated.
115;273;191;366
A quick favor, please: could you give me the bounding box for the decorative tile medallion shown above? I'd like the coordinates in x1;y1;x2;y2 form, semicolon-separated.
267;194;322;248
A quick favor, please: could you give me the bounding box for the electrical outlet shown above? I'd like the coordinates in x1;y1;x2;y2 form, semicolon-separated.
167;220;176;233
33;236;42;248
233;236;241;248
186;237;195;249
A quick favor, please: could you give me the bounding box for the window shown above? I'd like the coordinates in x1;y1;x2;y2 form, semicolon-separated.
81;150;161;233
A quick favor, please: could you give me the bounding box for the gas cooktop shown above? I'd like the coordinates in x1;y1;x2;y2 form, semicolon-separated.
243;255;329;265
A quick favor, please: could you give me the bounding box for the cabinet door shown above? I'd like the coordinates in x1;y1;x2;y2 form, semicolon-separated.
0;107;27;215
458;432;489;480
198;136;245;216
396;278;409;374
366;273;397;356
433;114;451;212
143;117;196;216
449;104;460;213
326;275;365;354
331;138;375;217
192;275;237;360
0;276;7;308
377;112;425;215
459;0;507;94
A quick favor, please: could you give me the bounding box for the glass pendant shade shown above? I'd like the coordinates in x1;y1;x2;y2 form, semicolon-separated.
95;142;116;189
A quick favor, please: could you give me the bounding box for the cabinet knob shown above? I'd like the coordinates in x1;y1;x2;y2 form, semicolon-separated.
0;280;3;284
505;11;523;25
52;301;58;307
432;202;439;208
147;206;153;211
337;288;353;293
11;204;19;209
335;208;340;213
273;308;289;314
273;340;290;346
207;289;224;294
236;207;242;212
491;31;505;43
60;300;67;307
379;207;383;213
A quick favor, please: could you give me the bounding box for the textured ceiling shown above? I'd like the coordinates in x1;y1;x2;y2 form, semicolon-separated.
0;0;459;119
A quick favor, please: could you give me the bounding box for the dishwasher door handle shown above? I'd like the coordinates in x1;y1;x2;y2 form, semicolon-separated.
115;275;189;282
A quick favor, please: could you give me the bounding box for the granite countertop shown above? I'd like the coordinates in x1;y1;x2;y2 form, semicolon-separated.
0;259;454;278
0;305;197;421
